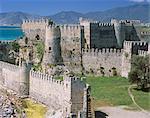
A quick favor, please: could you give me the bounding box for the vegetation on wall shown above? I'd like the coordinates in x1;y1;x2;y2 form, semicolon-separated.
35;41;45;62
11;42;20;52
32;63;42;72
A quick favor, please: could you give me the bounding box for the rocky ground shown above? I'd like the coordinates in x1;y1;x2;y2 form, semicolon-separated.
0;87;26;118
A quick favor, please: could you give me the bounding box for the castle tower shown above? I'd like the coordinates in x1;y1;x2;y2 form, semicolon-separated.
121;41;132;77
43;25;63;65
19;61;31;97
111;19;126;48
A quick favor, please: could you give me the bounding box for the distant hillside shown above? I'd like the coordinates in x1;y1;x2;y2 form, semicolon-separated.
84;3;149;22
0;12;42;25
0;3;149;25
48;11;83;24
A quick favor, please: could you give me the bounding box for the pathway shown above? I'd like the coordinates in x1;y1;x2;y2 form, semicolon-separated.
128;85;150;116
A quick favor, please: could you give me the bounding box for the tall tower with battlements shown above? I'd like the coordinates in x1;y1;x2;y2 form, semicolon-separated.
43;25;63;65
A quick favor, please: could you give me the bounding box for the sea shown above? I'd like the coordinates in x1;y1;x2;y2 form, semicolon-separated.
0;26;24;41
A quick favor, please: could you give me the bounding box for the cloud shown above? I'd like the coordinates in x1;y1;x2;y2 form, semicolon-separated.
129;0;150;2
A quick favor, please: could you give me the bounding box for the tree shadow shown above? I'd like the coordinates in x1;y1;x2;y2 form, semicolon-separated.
95;111;108;118
133;87;150;92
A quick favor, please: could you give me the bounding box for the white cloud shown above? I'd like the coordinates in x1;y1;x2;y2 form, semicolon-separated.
129;0;150;2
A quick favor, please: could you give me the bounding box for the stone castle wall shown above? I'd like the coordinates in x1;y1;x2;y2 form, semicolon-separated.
22;21;84;72
0;61;31;96
60;25;84;72
121;41;149;77
22;19;50;40
0;61;88;117
30;71;86;116
30;71;72;115
82;48;123;76
0;61;20;93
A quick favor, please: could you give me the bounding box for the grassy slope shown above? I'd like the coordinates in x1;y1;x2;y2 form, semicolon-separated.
85;76;150;110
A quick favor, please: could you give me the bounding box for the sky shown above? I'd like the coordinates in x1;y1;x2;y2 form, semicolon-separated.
0;0;149;15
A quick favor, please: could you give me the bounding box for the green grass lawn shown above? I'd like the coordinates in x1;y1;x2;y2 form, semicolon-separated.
84;76;150;110
132;88;150;111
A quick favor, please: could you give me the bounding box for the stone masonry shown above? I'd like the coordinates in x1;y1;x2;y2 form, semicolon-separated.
0;61;90;118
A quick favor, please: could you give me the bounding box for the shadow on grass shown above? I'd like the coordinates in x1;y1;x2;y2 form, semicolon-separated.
133;87;150;92
95;111;108;118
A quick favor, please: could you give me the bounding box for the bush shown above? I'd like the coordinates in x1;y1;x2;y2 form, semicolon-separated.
11;42;20;52
128;55;150;89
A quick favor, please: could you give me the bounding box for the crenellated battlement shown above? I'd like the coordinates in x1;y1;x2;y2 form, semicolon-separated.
60;24;81;31
120;19;140;24
82;48;123;56
140;31;150;35
22;19;50;24
46;24;60;30
132;41;147;46
91;22;114;27
30;70;63;85
98;23;113;27
123;41;148;48
138;50;148;56
30;70;82;87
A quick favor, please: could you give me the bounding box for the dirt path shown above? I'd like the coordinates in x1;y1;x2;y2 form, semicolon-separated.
97;106;150;118
128;85;150;116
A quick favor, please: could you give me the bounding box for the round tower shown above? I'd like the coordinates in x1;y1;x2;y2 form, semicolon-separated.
43;25;62;65
19;61;31;97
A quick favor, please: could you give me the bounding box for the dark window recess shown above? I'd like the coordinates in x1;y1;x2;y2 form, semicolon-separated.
49;47;51;51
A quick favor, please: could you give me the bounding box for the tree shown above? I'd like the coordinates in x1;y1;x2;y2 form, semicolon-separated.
128;55;150;90
11;42;20;52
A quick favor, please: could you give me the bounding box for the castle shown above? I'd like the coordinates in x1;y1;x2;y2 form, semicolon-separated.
21;18;150;77
0;18;149;118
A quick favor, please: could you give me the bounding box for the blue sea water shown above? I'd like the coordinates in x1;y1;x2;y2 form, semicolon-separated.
0;26;24;41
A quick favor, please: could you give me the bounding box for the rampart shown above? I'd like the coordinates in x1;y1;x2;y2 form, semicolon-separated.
82;48;123;76
0;60;89;117
30;71;87;117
